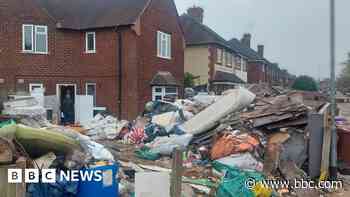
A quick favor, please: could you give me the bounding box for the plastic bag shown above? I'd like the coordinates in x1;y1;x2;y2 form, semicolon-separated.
212;161;270;197
135;147;161;161
148;134;193;156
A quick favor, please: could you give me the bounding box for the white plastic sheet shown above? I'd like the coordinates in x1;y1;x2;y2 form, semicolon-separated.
216;152;263;172
148;134;193;156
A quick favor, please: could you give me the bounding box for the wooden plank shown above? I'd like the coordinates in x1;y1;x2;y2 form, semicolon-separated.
15;157;26;197
253;113;294;127
308;113;324;178
0;137;14;164
0;158;26;197
320;104;331;181
170;148;183;197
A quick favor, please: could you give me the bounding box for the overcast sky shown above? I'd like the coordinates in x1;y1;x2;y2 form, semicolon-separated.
175;0;350;79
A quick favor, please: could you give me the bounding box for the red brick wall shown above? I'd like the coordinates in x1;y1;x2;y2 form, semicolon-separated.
0;0;118;114
0;0;185;120
137;0;184;112
248;62;266;84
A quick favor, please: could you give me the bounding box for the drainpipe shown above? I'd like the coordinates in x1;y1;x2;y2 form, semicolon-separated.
117;30;123;118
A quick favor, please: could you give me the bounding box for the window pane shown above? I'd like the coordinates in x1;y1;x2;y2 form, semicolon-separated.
36;27;46;33
165;87;177;94
217;49;222;63
36;33;47;52
155;87;162;93
87;84;96;106
87;33;95;51
155;96;162;101
31;85;41;91
161;39;166;57
157;32;171;58
167;34;171;58
24;26;33;51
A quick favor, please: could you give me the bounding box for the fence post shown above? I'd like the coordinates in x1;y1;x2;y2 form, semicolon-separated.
171;148;183;197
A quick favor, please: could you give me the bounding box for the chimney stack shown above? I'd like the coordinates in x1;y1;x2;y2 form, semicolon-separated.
257;45;264;57
241;33;251;48
187;6;204;24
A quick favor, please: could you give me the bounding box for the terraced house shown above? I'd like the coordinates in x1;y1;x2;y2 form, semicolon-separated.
181;6;247;94
0;0;185;120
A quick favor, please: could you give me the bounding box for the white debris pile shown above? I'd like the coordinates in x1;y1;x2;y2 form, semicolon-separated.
83;114;128;140
2;97;46;117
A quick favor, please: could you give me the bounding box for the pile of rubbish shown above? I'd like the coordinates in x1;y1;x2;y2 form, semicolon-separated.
0;97;116;197
2;97;46;117
241;95;309;131
0;86;343;197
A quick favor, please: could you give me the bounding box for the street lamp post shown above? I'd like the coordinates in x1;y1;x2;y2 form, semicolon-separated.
329;0;337;180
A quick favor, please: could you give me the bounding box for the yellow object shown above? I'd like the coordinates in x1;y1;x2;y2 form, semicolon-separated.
252;182;272;197
319;171;328;181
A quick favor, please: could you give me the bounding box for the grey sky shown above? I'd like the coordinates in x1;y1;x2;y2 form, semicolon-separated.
175;0;350;79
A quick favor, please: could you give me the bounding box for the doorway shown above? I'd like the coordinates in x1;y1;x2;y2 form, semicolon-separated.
56;84;76;125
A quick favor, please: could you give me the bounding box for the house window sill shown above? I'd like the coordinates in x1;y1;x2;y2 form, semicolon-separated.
157;55;171;60
22;51;49;55
85;51;96;54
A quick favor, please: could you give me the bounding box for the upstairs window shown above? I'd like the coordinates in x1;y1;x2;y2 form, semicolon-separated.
86;32;96;53
242;59;248;72
225;51;233;67
216;48;223;64
22;24;48;53
235;55;242;70
157;31;171;59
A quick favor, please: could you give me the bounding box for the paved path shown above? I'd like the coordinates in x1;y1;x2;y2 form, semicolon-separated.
338;103;350;121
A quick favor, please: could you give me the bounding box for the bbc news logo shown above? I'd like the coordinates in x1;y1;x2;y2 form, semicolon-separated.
8;169;103;183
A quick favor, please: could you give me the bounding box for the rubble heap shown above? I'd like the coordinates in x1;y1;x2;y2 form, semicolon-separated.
1;87;347;197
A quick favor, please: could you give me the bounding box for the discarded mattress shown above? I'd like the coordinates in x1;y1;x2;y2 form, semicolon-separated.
180;88;255;135
0;125;81;157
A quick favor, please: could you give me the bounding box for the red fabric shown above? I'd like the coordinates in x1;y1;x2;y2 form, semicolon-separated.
128;127;148;144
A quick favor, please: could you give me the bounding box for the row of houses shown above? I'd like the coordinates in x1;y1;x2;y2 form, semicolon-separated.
181;6;295;94
0;0;294;121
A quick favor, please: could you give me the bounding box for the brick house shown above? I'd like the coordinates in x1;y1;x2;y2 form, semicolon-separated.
0;0;184;120
228;34;294;86
180;7;246;94
228;35;269;84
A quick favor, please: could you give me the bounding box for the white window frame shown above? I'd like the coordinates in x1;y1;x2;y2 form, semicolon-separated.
85;32;96;53
157;31;171;59
22;24;49;54
22;24;34;52
225;51;232;67
85;83;97;106
242;59;247;72
34;25;48;54
29;83;44;93
22;24;48;54
235;55;242;70
216;48;223;64
152;86;178;101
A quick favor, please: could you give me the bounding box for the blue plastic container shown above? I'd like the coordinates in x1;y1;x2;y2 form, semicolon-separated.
77;164;119;197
